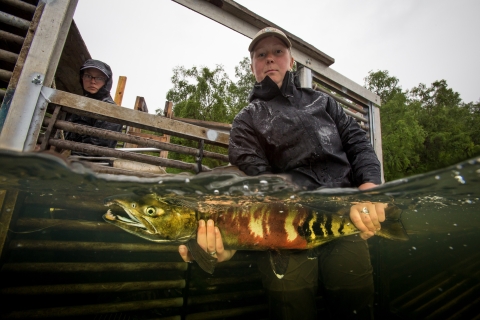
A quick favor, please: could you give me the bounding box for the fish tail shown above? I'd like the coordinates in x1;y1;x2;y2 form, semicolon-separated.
376;205;409;241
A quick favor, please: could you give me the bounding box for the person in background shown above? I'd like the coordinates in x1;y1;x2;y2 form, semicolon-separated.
64;59;123;156
180;27;385;319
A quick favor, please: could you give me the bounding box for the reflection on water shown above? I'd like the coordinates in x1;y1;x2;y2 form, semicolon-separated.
0;150;479;319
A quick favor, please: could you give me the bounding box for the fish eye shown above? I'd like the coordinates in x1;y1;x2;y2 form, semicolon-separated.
145;207;156;216
131;203;137;208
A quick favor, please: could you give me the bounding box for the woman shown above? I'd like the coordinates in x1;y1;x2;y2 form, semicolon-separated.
65;59;123;155
180;28;384;319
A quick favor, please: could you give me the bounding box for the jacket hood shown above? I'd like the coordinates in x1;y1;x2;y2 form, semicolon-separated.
80;59;115;102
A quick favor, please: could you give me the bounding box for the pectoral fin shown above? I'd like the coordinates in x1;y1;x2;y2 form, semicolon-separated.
186;239;217;274
269;250;290;279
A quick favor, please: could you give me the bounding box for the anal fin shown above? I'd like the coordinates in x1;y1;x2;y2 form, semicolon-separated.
186;239;217;274
269;250;290;279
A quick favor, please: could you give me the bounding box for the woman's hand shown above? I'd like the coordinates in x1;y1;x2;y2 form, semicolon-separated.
349;202;386;240
351;183;386;240
178;219;236;263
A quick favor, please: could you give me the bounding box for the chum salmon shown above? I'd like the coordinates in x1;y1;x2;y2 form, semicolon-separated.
103;193;408;276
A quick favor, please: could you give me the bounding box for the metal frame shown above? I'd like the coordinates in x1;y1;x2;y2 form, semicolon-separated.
0;0;78;152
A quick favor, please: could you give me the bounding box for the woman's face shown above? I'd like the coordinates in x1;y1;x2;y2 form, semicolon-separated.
250;36;294;88
81;68;107;94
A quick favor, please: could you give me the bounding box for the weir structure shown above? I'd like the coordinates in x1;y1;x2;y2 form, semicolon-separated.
4;1;472;320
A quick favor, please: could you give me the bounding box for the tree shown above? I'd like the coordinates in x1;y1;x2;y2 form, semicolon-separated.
364;70;426;180
160;59;255;172
409;80;477;171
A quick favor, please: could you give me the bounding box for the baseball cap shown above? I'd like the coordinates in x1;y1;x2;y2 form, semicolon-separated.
248;27;292;52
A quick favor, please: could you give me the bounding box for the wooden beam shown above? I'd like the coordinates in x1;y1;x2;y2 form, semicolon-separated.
114;75;127;105
159;101;173;159
41;88;230;147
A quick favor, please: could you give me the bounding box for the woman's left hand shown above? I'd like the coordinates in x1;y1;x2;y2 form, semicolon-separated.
350;183;386;240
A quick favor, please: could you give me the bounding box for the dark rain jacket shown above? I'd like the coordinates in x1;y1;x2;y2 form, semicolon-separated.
64;59;123;153
228;71;382;189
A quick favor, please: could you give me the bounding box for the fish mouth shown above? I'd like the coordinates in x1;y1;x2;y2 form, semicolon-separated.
104;199;151;231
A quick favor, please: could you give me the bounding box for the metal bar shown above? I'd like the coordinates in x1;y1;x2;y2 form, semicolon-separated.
42;87;230;147
370;103;384;182
9;239;179;252
171;0;380;106
312;83;367;114
44;117;229;162
0;1;43;132
0;69;13;82
188;289;264;305
1;261;188;272
0;0;77;151
0;0;37;14
0;30;25;46
1;279;186;295
0;190;18;260
2;297;183;319
297;65;312;89
0;10;31;30
14;218;119;232
46;138;212;172
185;304;267;320
424;282;480;319
23;0;79;151
190;274;262;287
0;49;19;64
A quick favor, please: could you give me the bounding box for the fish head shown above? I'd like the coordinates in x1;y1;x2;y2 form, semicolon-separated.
103;193;198;243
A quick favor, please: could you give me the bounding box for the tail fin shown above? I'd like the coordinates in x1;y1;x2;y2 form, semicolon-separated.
377;205;409;241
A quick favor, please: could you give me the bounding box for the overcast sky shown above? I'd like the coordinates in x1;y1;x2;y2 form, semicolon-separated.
73;0;480;113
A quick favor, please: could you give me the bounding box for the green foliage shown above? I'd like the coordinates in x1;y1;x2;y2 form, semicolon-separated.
365;70;480;181
161;58;255;172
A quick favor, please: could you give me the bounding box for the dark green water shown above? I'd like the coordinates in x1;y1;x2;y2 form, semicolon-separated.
0;150;479;319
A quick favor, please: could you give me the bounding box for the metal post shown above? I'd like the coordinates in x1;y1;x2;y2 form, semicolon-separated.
368;101;384;183
0;0;78;152
297;64;312;89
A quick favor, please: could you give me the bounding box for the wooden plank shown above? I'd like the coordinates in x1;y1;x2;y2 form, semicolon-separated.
124;96;146;148
160;101;173;159
42;88;230;147
43;118;229;162
113;75;127;105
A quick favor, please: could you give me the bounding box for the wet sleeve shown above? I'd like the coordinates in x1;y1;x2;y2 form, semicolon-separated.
326;97;382;186
228;108;272;176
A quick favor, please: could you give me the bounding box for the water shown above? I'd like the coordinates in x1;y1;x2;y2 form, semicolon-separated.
0;150;479;319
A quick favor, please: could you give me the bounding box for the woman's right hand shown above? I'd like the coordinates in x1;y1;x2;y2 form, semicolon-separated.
178;219;236;263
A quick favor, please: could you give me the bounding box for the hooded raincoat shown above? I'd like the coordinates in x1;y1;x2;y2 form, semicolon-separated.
228;71;381;189
65;59;123;153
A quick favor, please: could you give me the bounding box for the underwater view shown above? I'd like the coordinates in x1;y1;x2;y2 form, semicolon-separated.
0;150;479;319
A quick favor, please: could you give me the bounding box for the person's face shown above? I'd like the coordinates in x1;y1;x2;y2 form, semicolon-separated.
250;36;294;88
81;68;107;94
